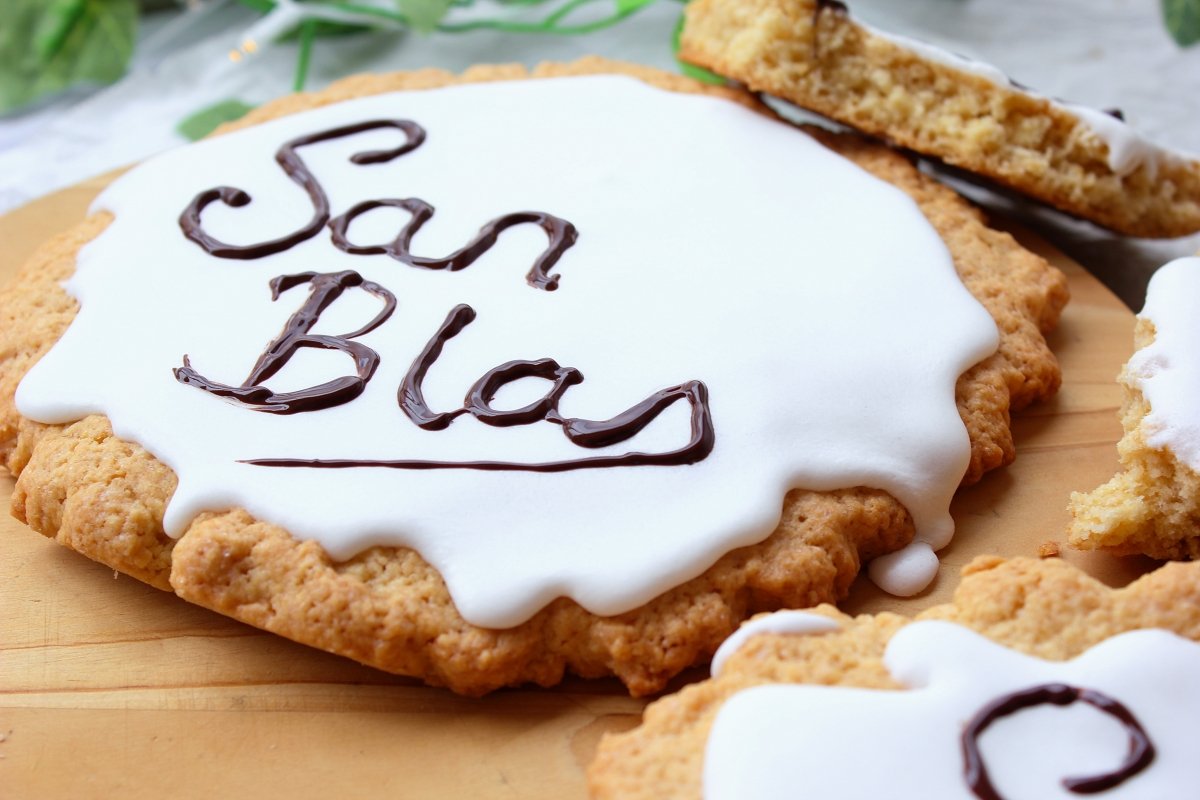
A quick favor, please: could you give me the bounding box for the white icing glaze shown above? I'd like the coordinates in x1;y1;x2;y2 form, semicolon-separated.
710;611;839;678
861;20;1198;177
15;75;999;626
1060;103;1183;178
705;620;1200;798
1129;256;1200;473
874;28;1010;87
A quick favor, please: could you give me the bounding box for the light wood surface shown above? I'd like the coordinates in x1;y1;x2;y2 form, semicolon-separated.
0;176;1145;799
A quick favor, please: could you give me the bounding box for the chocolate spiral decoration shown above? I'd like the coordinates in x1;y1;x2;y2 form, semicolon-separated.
179;120;425;259
962;683;1155;799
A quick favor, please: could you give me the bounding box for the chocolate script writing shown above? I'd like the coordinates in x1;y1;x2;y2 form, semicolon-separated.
176;120;711;469
177;270;714;471
175;270;395;414
961;683;1155;799
178;119;578;291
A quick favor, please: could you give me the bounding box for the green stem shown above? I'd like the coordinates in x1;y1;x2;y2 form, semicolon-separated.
320;1;409;25
437;0;644;34
279;0;653;97
293;18;317;92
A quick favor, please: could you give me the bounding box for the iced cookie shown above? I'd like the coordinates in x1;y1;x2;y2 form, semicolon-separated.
588;556;1200;798
0;59;1066;696
1069;256;1200;559
679;0;1200;239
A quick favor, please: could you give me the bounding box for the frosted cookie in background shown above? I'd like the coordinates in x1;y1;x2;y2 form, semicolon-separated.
1070;256;1200;558
588;556;1200;798
678;0;1200;239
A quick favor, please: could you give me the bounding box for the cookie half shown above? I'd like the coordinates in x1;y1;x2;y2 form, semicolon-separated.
0;59;1066;696
588;556;1200;798
1069;256;1200;558
679;0;1200;238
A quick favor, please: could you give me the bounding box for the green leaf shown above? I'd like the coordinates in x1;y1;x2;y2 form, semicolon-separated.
176;99;257;141
1163;0;1200;45
397;0;455;32
0;0;138;113
33;0;87;63
234;0;278;12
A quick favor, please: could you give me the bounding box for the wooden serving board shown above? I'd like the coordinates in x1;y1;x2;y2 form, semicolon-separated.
0;174;1145;799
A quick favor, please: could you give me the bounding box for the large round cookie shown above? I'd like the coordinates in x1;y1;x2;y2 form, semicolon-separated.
0;59;1067;695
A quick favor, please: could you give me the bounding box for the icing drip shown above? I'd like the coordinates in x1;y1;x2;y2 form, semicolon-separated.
866;539;939;596
15;76;998;626
1128;257;1200;473
705;621;1200;798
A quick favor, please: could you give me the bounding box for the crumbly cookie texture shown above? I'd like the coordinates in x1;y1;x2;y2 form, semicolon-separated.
588;556;1200;799
1069;317;1200;559
679;0;1200;239
0;58;1066;696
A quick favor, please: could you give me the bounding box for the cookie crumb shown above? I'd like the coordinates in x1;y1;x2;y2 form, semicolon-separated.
1038;541;1061;558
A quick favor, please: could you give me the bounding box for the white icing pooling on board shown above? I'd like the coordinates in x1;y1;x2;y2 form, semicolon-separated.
15;76;999;627
861;21;1198;177
1129;257;1200;473
710;611;840;678
705;620;1200;799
